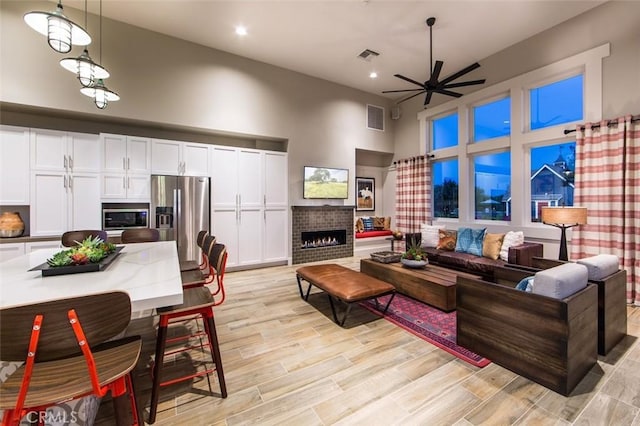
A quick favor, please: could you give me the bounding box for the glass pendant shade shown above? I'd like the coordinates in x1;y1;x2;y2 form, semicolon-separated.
81;79;119;110
24;2;91;54
60;49;110;88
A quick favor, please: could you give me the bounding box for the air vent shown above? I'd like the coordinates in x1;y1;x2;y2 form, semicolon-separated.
367;104;385;131
357;49;380;61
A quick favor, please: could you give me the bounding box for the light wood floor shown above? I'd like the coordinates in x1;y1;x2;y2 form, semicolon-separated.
96;256;640;425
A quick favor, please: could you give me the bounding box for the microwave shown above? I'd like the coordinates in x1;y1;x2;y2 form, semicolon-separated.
103;208;149;231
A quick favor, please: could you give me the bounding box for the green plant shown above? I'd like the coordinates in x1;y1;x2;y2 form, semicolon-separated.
46;236;116;267
402;242;426;261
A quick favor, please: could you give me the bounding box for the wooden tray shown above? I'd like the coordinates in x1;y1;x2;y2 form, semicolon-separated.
29;246;124;277
370;251;402;263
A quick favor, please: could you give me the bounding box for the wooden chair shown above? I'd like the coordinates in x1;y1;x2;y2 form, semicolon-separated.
147;244;228;424
179;230;212;272
180;235;217;289
0;292;142;426
62;229;108;247
121;228;160;244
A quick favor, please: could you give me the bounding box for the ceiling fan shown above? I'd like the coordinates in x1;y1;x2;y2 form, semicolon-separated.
383;17;486;107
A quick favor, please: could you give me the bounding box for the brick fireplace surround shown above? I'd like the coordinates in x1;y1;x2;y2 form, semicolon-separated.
291;206;354;264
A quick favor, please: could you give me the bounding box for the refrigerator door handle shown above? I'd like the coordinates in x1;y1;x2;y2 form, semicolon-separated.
175;188;182;244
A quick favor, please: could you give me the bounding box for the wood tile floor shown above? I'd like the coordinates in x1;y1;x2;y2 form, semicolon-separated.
95;256;640;425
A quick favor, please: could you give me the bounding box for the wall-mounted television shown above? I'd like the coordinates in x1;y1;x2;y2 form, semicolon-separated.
303;166;349;199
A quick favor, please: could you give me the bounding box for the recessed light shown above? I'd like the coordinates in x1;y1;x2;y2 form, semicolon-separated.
369;72;378;79
235;25;247;36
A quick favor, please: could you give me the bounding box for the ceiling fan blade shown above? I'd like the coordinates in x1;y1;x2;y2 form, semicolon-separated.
397;90;426;104
428;60;444;86
424;91;434;106
382;88;426;93
394;74;425;88
442;79;486;89
435;89;464;98
439;62;481;85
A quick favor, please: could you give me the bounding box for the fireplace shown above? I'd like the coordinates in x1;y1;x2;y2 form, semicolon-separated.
292;206;354;264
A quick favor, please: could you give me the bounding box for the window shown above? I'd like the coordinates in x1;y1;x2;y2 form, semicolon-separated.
473;97;510;142
474;152;511;221
530;75;583;130
432;159;459;218
530;142;576;221
433;113;458;150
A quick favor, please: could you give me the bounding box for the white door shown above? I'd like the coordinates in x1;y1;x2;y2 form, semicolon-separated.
101;134;128;172
31;172;67;236
238;149;262;208
212;209;239;267
127;174;151;200
211;147;239;207
69;173;101;230
237;208;262;266
264;152;288;207
68;132;100;173
263;208;288;262
183;143;209;176
101;174;127;199
0;126;30;205
151;139;181;175
127;136;151;174
31;129;66;171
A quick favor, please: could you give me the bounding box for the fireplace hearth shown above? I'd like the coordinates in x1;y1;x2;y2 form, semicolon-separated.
292;206;354;264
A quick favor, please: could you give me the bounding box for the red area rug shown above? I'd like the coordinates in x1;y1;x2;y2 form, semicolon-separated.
361;293;490;368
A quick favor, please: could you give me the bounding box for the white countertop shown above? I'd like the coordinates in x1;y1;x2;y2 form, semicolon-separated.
0;241;183;313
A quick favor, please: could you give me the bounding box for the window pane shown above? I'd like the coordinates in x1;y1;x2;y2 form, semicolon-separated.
530;142;576;222
433;113;458;150
432;159;459;218
530;75;583;130
474;152;511;221
473;97;510;142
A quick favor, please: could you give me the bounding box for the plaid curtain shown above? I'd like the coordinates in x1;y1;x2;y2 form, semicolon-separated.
395;156;431;234
571;115;640;305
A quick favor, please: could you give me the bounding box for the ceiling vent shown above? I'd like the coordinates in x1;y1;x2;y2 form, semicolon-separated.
367;104;385;131
357;49;380;61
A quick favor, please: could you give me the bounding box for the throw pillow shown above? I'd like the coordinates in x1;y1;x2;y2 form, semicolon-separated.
483;233;505;260
383;216;391;230
499;231;525;261
420;223;445;248
515;276;534;292
455;227;486;256
355;218;364;233
437;229;457;251
373;216;385;230
361;217;374;231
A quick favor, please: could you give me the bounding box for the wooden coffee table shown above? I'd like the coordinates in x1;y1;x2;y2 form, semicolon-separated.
359;258;480;312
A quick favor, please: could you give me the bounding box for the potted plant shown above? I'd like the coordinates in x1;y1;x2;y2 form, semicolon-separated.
401;242;428;268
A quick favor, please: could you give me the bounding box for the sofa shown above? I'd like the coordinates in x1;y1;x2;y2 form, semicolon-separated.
457;264;598;396
418;226;543;279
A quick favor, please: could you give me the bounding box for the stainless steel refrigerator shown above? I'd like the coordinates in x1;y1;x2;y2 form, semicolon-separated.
150;175;210;264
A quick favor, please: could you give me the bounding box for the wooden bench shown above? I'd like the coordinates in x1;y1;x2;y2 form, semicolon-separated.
296;264;396;326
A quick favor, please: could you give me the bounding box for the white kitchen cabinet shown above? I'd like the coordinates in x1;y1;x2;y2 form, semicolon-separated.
211;147;288;268
0;242;25;263
0;126;30;205
151;139;210;176
30;171;101;236
25;240;62;253
30;129;100;173
100;134;151;201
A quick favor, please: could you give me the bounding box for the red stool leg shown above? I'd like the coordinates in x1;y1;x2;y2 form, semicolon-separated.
147;317;169;424
203;310;227;398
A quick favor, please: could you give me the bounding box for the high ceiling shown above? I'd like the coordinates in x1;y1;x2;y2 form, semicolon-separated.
61;0;605;101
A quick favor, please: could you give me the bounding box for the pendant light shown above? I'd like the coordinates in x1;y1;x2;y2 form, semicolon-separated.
24;1;91;54
80;0;119;109
60;0;109;87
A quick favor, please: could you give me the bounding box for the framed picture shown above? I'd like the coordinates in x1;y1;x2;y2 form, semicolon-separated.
356;177;375;211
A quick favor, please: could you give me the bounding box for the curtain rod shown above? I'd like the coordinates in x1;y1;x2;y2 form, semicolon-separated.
392;154;434;165
563;115;640;135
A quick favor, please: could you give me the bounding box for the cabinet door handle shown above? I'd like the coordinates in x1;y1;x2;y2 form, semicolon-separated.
63;175;67;189
68;176;72;189
69;156;73;170
123;157;126;170
64;155;68;170
264;194;266;206
127;157;131;170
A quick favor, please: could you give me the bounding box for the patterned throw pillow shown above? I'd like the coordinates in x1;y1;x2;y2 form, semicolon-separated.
355;218;364;233
455;227;486;256
437;229;457;251
373;217;385;230
361;217;374;231
483;232;505;260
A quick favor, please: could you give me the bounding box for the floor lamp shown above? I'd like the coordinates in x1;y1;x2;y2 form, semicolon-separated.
541;206;588;261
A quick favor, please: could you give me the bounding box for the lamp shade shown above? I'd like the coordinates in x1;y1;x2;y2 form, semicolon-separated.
81;79;119;109
60;49;110;87
24;2;91;53
541;207;588;225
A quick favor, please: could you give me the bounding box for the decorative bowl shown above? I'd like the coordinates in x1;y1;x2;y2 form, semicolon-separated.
401;258;428;268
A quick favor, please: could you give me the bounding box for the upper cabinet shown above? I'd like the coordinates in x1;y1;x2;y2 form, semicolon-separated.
151;139;210;176
30;129;100;173
100;134;151;201
0;125;30;205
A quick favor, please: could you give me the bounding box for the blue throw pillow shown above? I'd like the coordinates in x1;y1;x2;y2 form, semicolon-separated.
515;276;534;292
361;217;374;231
455;227;486;256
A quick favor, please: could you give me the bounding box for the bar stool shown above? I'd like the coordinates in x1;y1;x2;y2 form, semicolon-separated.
180;235;217;289
121;228;160;243
179;230;211;272
0;292;142;426
62;229;108;247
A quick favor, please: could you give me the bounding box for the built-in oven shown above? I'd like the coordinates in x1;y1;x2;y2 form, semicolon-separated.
102;208;149;231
